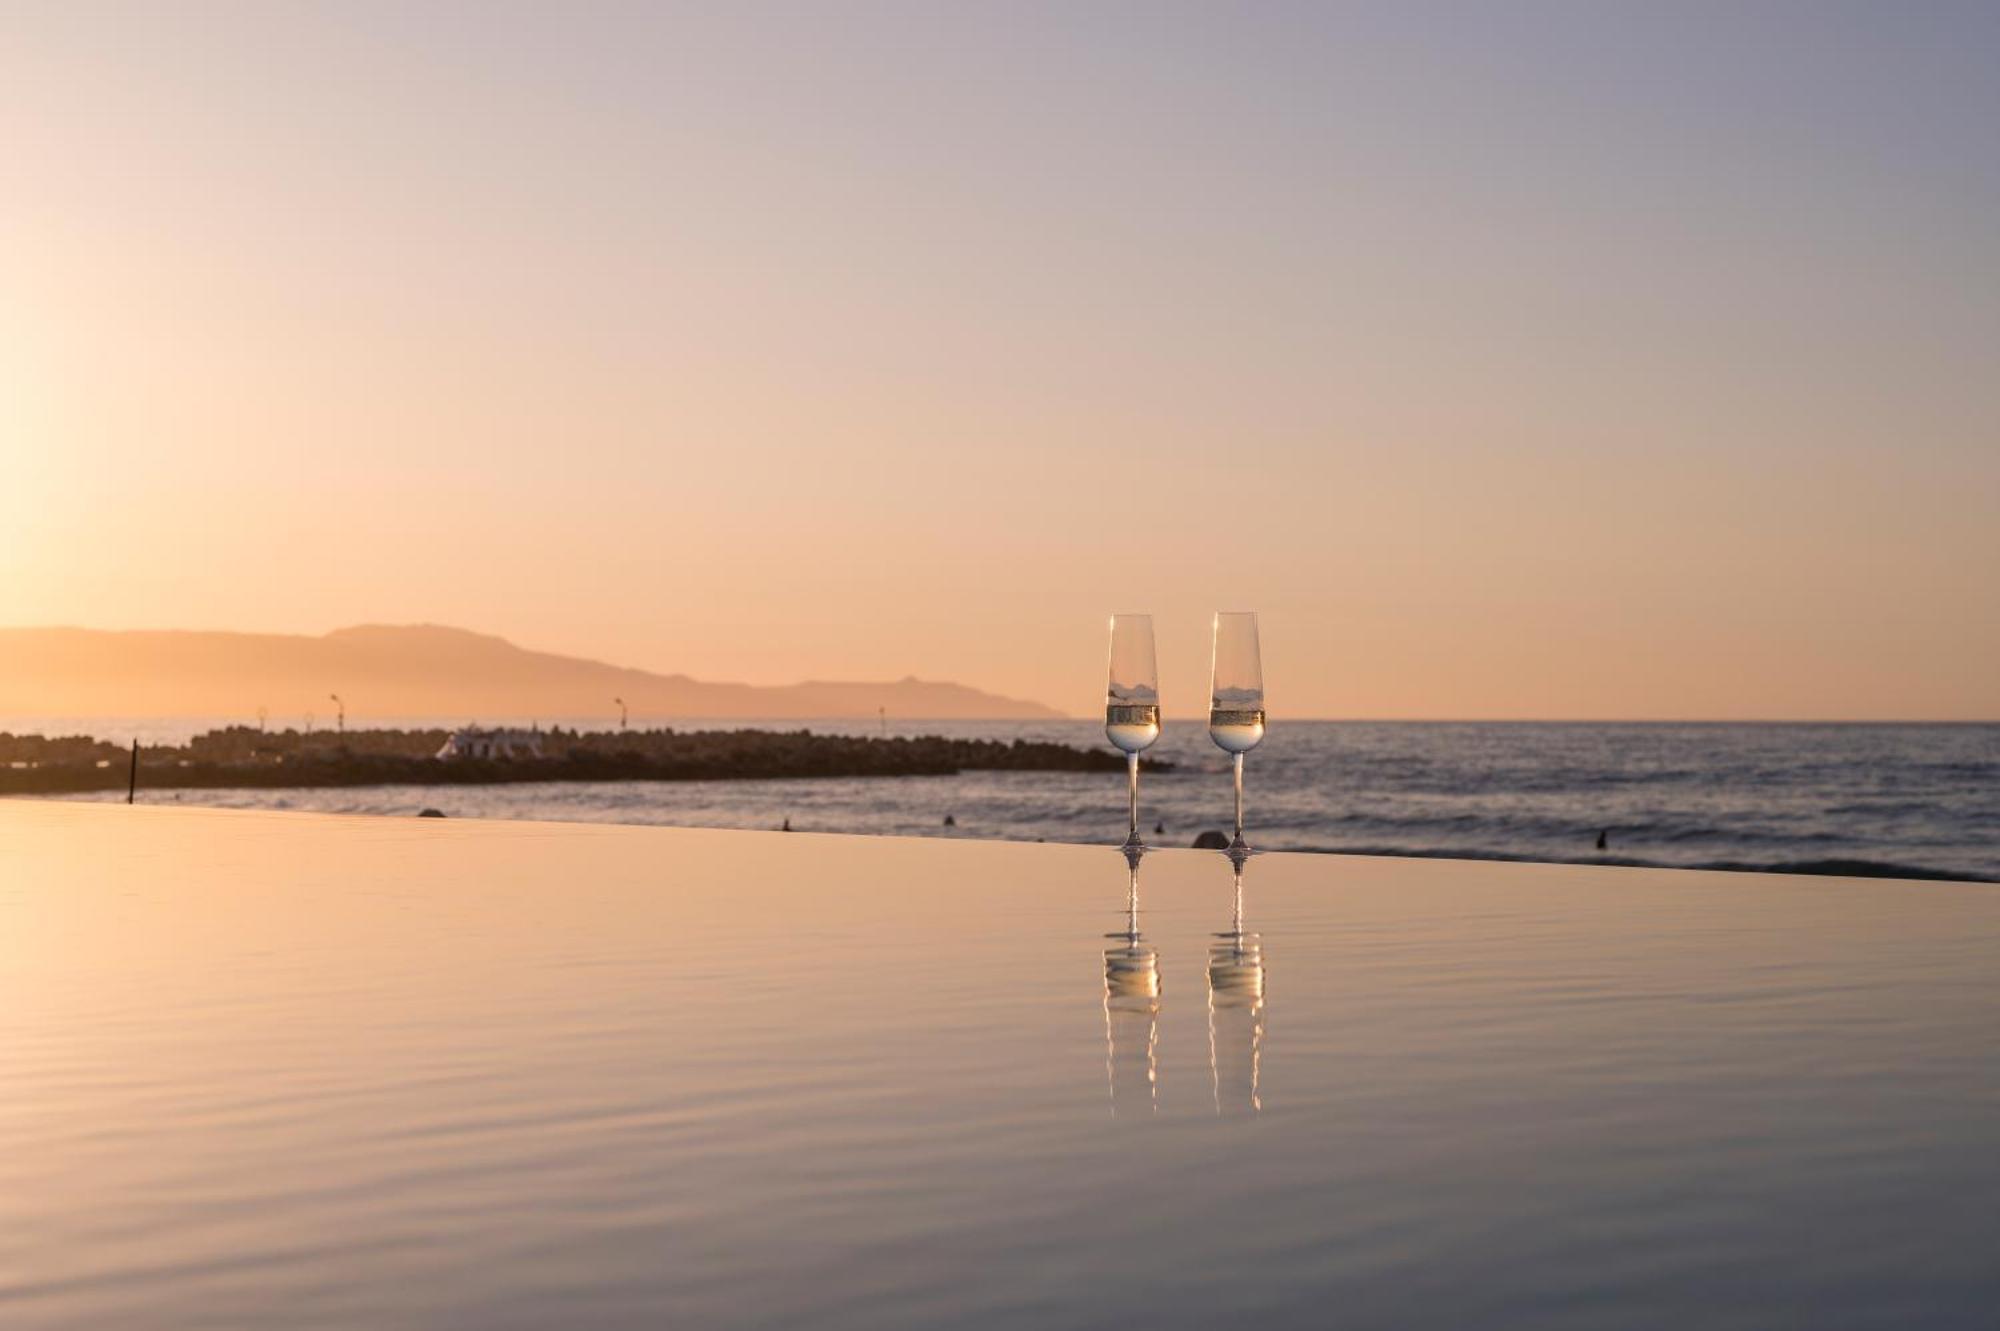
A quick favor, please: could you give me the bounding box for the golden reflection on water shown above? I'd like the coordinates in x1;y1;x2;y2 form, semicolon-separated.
1103;845;1159;1116
9;805;2000;1327
1208;849;1265;1116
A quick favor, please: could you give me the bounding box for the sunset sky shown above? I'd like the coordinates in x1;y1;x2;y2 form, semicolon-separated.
4;2;1996;719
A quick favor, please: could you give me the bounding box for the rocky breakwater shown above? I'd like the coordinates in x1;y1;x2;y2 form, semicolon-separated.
0;725;1170;794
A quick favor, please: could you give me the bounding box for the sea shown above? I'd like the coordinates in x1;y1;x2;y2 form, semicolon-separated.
12;717;1997;881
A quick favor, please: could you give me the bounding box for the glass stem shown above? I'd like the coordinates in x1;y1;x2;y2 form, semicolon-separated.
1127;751;1141;844
1232;752;1245;844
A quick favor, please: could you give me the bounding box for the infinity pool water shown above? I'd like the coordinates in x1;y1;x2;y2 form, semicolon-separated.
3;803;1996;1328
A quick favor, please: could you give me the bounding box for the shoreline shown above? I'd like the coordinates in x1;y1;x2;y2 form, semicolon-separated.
17;786;1989;884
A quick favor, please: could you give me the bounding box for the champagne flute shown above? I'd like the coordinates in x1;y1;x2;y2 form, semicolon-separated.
1208;611;1266;853
1105;613;1161;851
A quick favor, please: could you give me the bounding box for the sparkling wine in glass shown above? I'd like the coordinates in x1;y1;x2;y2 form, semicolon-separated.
1208;611;1265;853
1105;613;1161;850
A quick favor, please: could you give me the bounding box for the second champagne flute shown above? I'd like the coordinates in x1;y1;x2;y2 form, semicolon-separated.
1208;611;1266;853
1105;613;1162;851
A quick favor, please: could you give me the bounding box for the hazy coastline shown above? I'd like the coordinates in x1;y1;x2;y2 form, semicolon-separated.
0;624;1066;720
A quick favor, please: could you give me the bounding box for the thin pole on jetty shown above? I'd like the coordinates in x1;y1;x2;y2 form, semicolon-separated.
127;739;138;804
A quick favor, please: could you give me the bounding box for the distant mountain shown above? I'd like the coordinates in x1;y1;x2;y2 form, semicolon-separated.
0;625;1065;722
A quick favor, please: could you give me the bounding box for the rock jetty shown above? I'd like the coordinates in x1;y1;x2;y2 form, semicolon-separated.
0;726;1168;795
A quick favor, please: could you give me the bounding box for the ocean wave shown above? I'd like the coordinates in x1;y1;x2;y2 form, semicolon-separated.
1819;799;1952;817
1282;844;1996;883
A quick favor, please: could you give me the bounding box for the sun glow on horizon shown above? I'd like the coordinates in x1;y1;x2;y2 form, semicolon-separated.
2;4;1996;720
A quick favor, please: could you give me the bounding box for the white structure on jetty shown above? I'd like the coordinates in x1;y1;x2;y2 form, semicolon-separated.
436;727;545;761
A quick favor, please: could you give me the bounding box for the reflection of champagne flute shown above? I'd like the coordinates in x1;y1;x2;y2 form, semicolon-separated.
1105;614;1162;851
1103;845;1160;1116
1208;612;1266;854
1208;850;1265;1116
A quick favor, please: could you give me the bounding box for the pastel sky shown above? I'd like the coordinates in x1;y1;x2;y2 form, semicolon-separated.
3;2;1996;718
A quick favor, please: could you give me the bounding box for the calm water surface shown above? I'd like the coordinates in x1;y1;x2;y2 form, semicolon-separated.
2;803;1997;1328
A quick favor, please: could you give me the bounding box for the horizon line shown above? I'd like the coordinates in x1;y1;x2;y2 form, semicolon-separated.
0;714;1992;726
